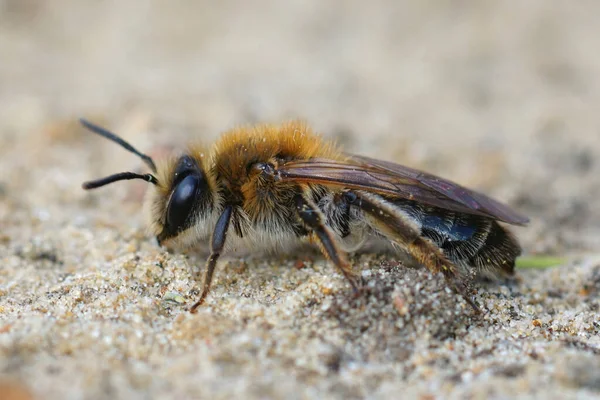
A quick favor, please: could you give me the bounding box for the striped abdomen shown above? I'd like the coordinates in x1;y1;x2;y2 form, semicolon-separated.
395;200;521;275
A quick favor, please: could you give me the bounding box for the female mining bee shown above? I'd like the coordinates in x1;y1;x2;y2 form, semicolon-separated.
81;119;528;313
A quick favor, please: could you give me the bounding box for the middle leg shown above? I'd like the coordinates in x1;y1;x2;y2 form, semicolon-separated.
294;192;359;291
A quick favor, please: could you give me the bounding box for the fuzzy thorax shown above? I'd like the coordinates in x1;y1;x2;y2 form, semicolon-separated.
144;121;343;249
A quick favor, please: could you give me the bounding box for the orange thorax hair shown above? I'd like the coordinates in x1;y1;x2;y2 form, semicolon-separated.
210;121;342;207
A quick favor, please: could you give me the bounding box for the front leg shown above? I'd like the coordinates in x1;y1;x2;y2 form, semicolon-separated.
294;193;359;291
189;205;233;313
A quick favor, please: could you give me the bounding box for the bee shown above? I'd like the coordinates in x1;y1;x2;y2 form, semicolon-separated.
80;119;528;313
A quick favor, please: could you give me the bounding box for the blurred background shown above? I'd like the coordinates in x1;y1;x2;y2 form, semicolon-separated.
2;2;600;398
1;0;599;254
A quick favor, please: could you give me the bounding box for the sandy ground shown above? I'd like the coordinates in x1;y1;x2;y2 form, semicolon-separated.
1;1;600;399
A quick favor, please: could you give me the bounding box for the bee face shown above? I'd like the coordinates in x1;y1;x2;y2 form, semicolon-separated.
81;118;528;314
147;147;219;248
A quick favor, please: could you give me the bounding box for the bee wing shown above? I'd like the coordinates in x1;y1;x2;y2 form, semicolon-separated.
278;155;529;225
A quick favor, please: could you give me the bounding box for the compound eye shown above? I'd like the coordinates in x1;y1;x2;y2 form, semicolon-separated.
166;174;199;231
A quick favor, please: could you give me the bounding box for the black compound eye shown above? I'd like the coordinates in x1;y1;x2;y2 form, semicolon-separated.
166;174;199;232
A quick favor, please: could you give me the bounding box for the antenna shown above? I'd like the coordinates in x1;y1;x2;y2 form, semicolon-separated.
80;118;157;173
82;172;158;190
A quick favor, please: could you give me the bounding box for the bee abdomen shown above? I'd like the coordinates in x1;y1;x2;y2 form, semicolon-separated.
464;220;521;276
418;209;521;276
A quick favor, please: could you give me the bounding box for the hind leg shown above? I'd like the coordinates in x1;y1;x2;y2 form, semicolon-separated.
352;191;481;312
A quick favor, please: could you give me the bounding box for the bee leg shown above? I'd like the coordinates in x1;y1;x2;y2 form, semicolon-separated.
189;205;233;313
355;192;481;313
445;275;481;313
294;193;360;292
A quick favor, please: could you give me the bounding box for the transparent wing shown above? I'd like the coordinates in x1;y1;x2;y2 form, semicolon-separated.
277;155;529;225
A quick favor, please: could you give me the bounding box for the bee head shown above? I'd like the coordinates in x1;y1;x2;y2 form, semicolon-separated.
80;119;217;247
150;150;217;246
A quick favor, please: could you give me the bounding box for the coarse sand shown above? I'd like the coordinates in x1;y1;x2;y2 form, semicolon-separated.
1;2;600;399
